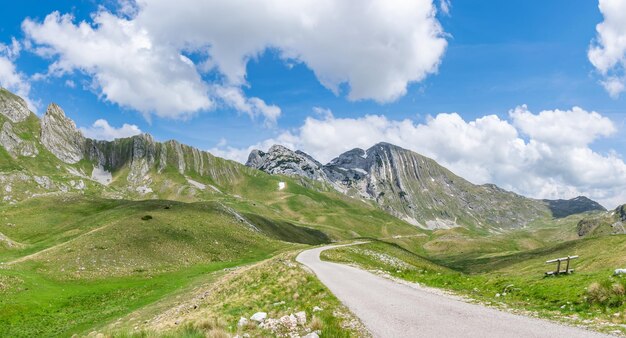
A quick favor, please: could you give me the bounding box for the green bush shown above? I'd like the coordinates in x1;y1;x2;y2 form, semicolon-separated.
586;278;626;308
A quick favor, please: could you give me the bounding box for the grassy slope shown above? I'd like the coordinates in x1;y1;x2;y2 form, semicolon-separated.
0;186;415;337
0;196;308;337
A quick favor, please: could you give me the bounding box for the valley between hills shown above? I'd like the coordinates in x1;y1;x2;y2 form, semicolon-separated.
1;86;626;337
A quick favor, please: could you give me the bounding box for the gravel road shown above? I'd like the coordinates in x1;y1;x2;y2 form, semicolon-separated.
296;244;611;338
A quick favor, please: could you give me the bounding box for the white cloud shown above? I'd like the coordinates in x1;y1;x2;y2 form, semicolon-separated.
213;106;626;208
588;0;626;98
510;105;615;146
0;38;37;112
79;119;142;141
602;77;626;98
0;38;21;60
22;0;446;122
22;11;213;120
136;0;447;103
439;0;451;15
214;86;281;126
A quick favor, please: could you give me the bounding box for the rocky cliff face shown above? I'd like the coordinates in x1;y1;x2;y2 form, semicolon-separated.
247;143;605;230
0;87;251;203
0;88;30;123
0;122;38;158
40;104;86;164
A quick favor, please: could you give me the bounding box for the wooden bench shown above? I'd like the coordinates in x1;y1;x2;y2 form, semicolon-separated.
545;256;578;276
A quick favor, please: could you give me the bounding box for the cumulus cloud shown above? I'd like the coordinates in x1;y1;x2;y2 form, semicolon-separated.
212;106;626;208
22;0;446;122
79;119;142;141
0;38;21;59
0;38;36;111
214;86;281;127
22;11;213;120
588;0;626;98
137;0;447;102
439;0;451;15
510;105;615;146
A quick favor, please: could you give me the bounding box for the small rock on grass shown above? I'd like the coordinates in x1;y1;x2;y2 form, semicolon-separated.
303;333;320;338
295;311;307;325
238;317;249;327
250;312;267;322
312;306;323;312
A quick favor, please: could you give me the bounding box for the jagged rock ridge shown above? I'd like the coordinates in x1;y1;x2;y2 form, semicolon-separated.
0;87;249;203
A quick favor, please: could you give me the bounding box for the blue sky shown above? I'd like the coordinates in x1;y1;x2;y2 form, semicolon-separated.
1;0;626;206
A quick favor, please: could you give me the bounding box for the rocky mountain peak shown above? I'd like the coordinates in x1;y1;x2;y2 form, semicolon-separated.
40;103;86;164
246;145;328;181
328;148;368;169
0;87;30;123
542;196;606;218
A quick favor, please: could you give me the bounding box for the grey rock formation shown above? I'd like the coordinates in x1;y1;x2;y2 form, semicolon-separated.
0;88;30;123
246;145;329;182
40;103;86;164
0;122;38;158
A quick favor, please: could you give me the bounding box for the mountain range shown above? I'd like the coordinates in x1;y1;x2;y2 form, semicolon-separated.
0;86;609;232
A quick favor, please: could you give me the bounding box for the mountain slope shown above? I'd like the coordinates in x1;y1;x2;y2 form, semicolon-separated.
0;87;425;242
576;204;626;237
247;143;606;230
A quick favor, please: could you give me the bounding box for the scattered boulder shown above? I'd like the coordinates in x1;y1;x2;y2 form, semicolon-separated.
295;311;307;325
312;306;323;312
279;314;298;331
237;317;249;327
303;333;320;338
614;269;626;276
259;311;309;335
250;312;267;323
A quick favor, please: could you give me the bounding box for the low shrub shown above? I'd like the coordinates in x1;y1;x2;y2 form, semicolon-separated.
586;279;626;308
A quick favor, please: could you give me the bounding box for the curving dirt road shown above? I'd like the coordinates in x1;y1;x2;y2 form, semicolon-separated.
297;244;611;338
